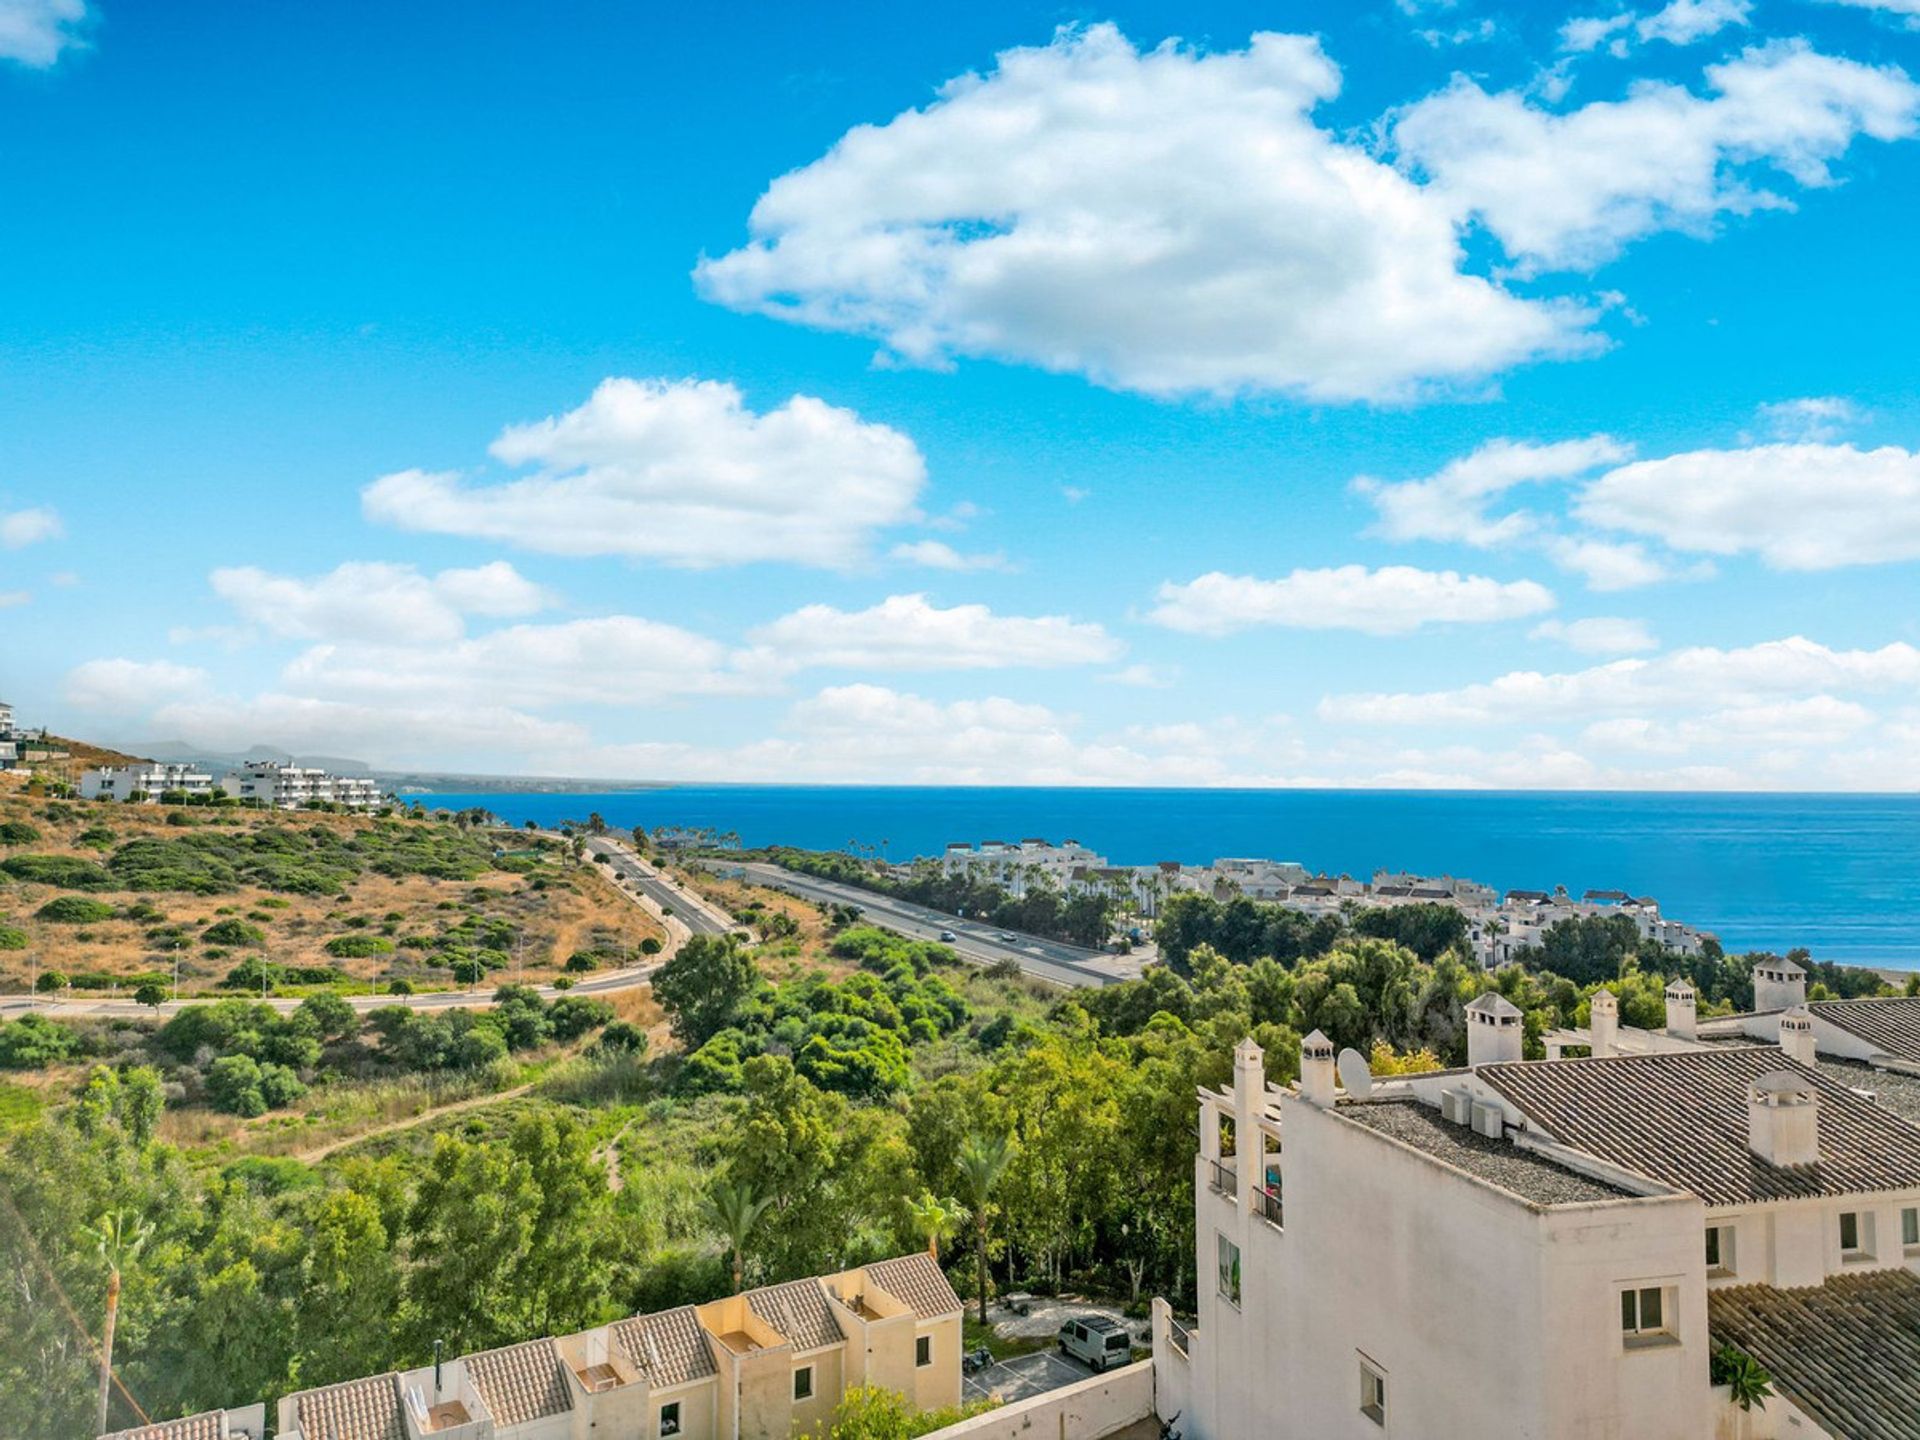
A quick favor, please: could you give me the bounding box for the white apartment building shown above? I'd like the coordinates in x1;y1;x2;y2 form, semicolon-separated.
939;838;1107;895
119;1254;963;1440
1159;985;1920;1440
80;762;216;802
1210;858;1312;901
220;760;384;810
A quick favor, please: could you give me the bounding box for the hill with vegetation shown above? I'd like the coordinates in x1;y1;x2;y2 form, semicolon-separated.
0;793;663;999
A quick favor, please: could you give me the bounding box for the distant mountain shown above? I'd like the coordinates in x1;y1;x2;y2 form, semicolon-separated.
111;740;375;774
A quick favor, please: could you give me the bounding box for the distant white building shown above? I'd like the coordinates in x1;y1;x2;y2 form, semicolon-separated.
80;762;216;802
220;761;384;811
1211;858;1311;900
939;837;1107;895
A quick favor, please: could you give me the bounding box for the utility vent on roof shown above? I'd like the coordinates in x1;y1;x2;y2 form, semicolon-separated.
1471;1100;1503;1139
1440;1088;1473;1126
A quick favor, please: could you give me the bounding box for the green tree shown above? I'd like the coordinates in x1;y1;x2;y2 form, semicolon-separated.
956;1131;1013;1324
904;1192;964;1262
653;934;761;1048
702;1178;773;1292
133;982;167;1011
82;1209;154;1436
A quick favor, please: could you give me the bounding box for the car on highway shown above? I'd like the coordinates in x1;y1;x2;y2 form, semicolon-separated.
997;931;1016;942
938;929;957;942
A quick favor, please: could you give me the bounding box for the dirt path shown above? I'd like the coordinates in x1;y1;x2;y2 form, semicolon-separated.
293;1080;538;1163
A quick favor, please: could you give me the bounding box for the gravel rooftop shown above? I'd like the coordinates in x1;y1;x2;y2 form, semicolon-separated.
1338;1098;1633;1207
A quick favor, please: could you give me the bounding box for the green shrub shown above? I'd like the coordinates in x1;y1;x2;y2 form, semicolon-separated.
37;896;117;924
0;1014;81;1069
324;934;394;958
0;926;26;951
639;937;663;955
549;995;614;1040
1;854;113;889
202;918;266;947
0;821;41;845
388;978;414;995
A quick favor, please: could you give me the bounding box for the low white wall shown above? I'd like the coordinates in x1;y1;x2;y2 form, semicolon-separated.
923;1361;1153;1440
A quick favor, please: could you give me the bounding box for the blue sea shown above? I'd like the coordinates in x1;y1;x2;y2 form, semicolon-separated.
414;787;1920;968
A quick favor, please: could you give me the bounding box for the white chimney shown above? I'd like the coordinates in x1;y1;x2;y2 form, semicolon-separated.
1299;1029;1336;1107
1779;1007;1818;1067
1233;1035;1265;1119
1754;958;1807;1014
1664;979;1697;1041
1466;993;1524;1068
1748;1071;1820;1168
1588;989;1619;1058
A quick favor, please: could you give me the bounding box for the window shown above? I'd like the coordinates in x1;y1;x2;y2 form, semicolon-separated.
1840;1211;1875;1259
1359;1357;1387;1426
794;1366;814;1401
1217;1232;1242;1307
1705;1224;1735;1275
916;1335;932;1368
1620;1286;1675;1347
1904;1207;1919;1250
659;1402;682;1437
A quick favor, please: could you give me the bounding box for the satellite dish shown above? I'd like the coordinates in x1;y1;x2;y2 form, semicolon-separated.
1337;1047;1374;1100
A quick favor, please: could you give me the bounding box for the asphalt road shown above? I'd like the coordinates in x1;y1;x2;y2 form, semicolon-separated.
713;860;1118;989
587;837;735;937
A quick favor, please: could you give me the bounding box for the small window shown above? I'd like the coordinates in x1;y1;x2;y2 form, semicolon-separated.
794;1366;814;1401
1904;1207;1919;1250
1705;1224;1735;1275
1359;1357;1387;1426
916;1335;932;1368
1840;1211;1874;1258
660;1401;682;1437
1620;1286;1673;1346
1106;1332;1131;1352
1217;1232;1242;1307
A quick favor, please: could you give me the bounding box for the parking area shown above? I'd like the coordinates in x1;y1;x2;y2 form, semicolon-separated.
963;1349;1105;1405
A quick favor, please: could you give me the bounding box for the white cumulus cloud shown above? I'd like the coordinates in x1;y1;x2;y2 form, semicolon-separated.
1357;435;1633;546
0;0;86;67
1149;565;1554;636
747;593;1121;672
696;24;1588;403
1;506;63;548
363;377;926;569
1576;442;1920;570
1321;636;1920;726
1530;616;1659;654
1394;40;1920;271
888;539;1013;572
210;560;550;645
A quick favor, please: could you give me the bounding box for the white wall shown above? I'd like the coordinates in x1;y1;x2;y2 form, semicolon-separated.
917;1361;1152;1440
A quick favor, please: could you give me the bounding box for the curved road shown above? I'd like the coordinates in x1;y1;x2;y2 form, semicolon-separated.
713;860;1124;989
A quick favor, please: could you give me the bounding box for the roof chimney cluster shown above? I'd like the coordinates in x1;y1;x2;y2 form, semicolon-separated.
1466;993;1524;1068
1747;1071;1820;1168
1663;979;1696;1041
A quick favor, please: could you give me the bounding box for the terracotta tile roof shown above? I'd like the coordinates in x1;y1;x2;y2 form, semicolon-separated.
747;1277;845;1351
1811;998;1920;1064
1709;1270;1920;1440
866;1253;962;1320
464;1337;572;1427
613;1305;717;1388
100;1413;229;1440
1479;1047;1920;1206
290;1375;403;1440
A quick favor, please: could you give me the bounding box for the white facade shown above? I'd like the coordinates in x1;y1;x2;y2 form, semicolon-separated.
1160;998;1920;1440
220;761;384;810
80;762;216;802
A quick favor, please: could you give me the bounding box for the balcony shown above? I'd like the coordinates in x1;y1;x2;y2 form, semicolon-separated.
1207;1158;1237;1196
1254;1187;1283;1230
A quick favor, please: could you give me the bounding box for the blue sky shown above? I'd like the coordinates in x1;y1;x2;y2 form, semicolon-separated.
5;0;1920;787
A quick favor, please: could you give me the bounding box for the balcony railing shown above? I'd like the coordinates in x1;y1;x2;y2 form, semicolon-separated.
1167;1318;1193;1359
1255;1186;1284;1230
1207;1158;1237;1195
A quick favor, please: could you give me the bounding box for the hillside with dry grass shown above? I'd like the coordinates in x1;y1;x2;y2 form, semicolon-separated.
0;793;664;997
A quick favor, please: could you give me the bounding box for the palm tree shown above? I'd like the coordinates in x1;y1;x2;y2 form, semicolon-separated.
956;1132;1013;1324
905;1192;965;1261
83;1209;153;1436
702;1179;773;1293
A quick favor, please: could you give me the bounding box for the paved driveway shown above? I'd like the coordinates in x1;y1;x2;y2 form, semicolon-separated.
963;1350;1102;1405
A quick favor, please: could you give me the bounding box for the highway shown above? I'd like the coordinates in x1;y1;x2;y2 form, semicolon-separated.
709;860;1121;989
587;837;735;937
